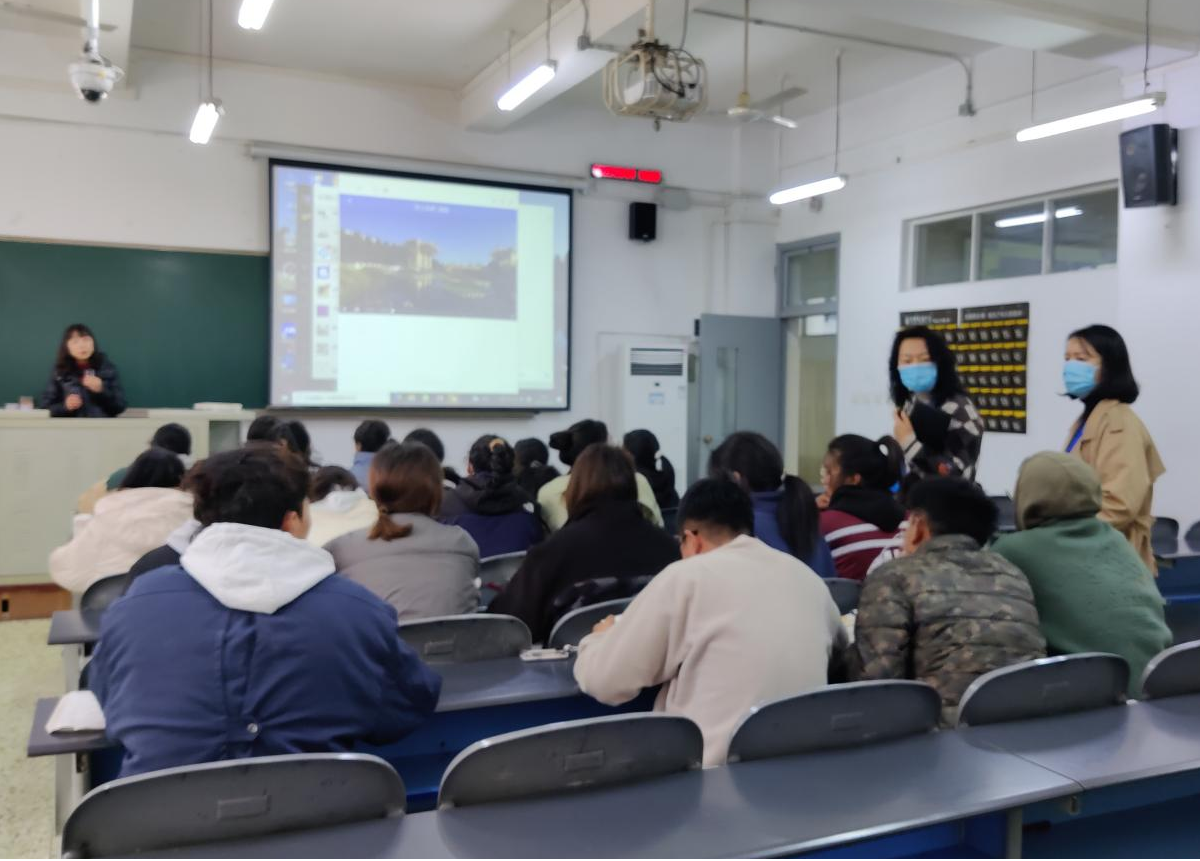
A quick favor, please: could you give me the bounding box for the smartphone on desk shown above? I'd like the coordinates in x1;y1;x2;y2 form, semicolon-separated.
519;648;573;662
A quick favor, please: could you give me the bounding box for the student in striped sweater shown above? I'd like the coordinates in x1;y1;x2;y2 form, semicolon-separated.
817;435;906;581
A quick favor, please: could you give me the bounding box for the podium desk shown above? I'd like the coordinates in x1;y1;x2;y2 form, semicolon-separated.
0;409;255;578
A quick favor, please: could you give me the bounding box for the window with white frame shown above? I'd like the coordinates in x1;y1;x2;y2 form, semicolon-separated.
907;184;1118;288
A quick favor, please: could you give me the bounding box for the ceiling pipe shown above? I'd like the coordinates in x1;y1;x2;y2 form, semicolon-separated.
693;7;976;116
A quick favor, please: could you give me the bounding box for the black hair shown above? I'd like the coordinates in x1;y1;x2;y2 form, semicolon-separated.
309;465;359;502
404;428;445;462
1068;324;1140;423
245;415;280;442
190;442;310;529
906;477;998;546
889;326;965;408
402;427;462;485
54;323;105;376
514;438;550;473
827;434;903;492
119;447;185;490
151;423;192;457
708;431;819;562
354;419;391;454
678;477;754;538
549;419;608;467
623;429;678;507
513;437;560;497
266;419;314;465
468;434;516;477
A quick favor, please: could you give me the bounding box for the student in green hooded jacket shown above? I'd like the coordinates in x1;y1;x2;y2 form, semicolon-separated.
992;451;1172;696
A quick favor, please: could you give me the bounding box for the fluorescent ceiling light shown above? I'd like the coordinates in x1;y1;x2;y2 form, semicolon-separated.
189;100;223;144
237;0;275;30
769;175;847;205
994;206;1083;228
1016;93;1164;142
497;61;556;112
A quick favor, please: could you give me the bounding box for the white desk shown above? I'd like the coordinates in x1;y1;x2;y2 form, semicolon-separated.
0;409;255;578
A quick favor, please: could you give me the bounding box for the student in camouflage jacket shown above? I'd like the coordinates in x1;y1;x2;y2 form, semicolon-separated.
847;477;1045;725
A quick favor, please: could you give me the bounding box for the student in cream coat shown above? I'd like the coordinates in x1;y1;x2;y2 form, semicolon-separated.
574;478;846;767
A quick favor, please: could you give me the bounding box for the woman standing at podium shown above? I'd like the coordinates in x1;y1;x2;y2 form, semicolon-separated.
38;323;126;417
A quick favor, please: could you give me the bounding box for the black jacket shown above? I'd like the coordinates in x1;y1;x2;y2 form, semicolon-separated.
39;357;127;418
489;499;680;643
827;486;905;533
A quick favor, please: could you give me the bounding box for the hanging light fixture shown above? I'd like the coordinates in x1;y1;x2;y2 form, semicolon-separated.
189;0;223;144
497;0;557;112
770;49;846;205
1016;0;1164;142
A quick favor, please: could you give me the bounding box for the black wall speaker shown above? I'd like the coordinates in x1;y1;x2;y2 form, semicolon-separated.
629;202;657;242
1120;123;1177;207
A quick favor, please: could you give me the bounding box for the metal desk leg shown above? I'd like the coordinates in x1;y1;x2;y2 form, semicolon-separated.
61;643;82;692
1005;807;1023;859
53;751;89;840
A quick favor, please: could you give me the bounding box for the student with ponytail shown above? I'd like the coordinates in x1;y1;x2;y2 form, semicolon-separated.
623;429;680;510
818;435;907;580
440;435;545;557
708;432;835;578
325;441;479;621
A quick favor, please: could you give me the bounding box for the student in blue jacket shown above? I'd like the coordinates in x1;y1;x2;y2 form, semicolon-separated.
708;431;836;578
90;442;442;778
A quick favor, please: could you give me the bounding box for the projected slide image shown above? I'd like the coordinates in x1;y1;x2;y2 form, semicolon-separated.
338;195;518;320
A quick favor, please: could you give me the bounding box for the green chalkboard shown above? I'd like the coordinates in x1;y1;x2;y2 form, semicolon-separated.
0;239;269;409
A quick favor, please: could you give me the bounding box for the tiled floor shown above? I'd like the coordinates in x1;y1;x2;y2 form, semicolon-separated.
0;619;60;858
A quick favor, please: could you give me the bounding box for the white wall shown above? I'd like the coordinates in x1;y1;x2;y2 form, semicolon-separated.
775;47;1127;495
0;48;782;471
776;46;1200;519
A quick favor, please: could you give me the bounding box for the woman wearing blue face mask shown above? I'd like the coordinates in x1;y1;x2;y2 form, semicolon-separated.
889;326;983;482
1064;325;1163;574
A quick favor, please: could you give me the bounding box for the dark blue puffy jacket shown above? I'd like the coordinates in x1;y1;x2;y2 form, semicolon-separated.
90;561;441;778
439;472;544;559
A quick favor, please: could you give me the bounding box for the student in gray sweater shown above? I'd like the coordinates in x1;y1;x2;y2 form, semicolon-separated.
325;441;479;622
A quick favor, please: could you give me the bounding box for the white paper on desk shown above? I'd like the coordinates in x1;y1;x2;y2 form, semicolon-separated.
46;690;106;733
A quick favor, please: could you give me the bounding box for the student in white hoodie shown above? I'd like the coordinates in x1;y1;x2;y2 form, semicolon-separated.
50;448;194;593
574;477;847;767
306;465;378;548
89;442;441;778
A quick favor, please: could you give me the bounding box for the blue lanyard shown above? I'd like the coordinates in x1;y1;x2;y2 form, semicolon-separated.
1066;424;1084;453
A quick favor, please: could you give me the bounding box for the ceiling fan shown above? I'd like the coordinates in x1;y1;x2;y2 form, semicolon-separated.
0;0;115;32
710;0;803;128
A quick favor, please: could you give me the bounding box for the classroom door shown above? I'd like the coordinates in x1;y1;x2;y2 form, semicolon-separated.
696;314;784;475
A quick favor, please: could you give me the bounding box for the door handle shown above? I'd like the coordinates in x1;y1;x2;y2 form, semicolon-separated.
702;435;713;445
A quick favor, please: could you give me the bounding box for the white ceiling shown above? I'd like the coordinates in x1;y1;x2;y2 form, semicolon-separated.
0;0;1196;121
128;0;554;90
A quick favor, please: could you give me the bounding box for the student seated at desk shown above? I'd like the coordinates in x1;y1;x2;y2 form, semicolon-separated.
848;478;1046;725
326;441;479;622
709;432;836;578
992;452;1172;696
439;435;544;558
513;437;560;500
89;443;441;778
265;418;316;467
350;419;391;491
537;420;664;532
492;444;679;643
816;434;905;581
77;423;192;515
404;427;461;487
306;466;378;548
50;448;194;593
574;478;846;767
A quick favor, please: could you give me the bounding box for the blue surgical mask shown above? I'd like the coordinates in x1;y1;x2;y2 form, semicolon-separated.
1063;360;1097;399
899;362;938;394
